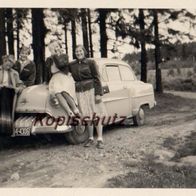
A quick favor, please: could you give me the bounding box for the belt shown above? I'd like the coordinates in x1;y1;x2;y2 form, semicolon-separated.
75;79;94;92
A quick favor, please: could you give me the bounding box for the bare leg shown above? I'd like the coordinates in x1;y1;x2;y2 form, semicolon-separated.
95;120;104;149
62;92;80;115
55;93;73;116
87;124;94;140
83;122;94;147
95;122;103;141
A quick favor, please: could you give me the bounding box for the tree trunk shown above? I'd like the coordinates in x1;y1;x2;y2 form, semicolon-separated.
81;9;89;57
181;44;186;60
88;9;93;57
153;10;162;93
71;19;77;59
16;10;20;60
6;8;14;55
32;8;46;84
98;9;108;57
139;9;147;83
64;24;68;56
0;9;6;64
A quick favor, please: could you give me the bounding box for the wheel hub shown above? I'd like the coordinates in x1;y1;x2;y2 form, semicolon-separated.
75;125;86;135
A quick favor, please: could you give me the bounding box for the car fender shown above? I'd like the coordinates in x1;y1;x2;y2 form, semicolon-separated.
16;84;66;118
127;81;155;115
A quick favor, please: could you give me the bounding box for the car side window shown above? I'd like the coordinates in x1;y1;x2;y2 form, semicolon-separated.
119;65;135;81
106;65;121;81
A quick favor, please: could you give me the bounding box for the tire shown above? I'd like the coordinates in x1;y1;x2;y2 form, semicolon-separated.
133;107;145;126
65;125;89;144
64;131;76;144
0;87;16;136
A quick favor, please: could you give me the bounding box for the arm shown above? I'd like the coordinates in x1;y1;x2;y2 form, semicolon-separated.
14;72;26;93
25;61;36;86
12;61;20;73
89;60;103;96
44;57;53;83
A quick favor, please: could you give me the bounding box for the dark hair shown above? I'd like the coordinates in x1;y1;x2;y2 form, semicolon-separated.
53;54;69;74
75;45;87;57
2;55;15;64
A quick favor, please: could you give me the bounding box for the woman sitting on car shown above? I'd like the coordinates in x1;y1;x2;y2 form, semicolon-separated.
48;53;80;118
45;40;63;83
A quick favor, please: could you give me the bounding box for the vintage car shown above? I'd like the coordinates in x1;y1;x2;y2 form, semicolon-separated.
0;58;156;144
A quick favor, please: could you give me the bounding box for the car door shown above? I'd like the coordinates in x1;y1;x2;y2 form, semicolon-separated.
101;64;130;121
118;64;138;117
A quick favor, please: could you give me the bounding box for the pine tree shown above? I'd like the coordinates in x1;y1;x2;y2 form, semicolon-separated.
0;9;6;64
32;8;46;83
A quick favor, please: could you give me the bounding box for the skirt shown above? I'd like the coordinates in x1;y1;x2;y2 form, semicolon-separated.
76;88;107;118
49;72;77;105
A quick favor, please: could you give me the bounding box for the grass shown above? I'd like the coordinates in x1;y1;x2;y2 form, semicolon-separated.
162;137;177;150
107;93;196;188
149;92;196;115
173;132;196;160
107;160;196;188
148;59;196;70
108;132;196;188
133;59;196;91
146;66;196;92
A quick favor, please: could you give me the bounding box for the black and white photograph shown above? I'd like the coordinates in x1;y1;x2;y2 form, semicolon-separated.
0;0;196;193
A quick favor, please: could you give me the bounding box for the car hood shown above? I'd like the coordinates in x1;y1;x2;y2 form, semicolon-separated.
16;85;49;113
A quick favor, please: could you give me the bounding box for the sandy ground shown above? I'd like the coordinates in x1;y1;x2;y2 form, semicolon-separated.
0;91;196;187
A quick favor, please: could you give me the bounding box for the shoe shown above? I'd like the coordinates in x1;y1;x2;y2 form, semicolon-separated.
84;139;94;147
96;140;104;149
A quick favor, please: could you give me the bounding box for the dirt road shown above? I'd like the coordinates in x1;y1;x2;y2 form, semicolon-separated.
0;93;196;187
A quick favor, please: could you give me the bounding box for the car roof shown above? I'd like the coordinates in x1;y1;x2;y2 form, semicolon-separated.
90;58;129;67
69;58;129;67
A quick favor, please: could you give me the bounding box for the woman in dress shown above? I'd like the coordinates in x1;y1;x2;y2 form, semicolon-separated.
69;45;105;149
13;46;36;86
48;46;80;118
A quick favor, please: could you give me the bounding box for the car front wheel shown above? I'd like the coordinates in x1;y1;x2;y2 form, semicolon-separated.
133;107;145;126
65;125;89;144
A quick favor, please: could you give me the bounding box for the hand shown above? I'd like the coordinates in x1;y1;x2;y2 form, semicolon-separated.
15;86;23;94
15;87;20;94
51;97;59;106
95;95;102;104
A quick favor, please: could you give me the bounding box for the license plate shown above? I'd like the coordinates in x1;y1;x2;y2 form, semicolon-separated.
14;127;31;136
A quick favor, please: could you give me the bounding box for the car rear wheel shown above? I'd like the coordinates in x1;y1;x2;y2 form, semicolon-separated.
133;107;145;126
65;125;89;144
